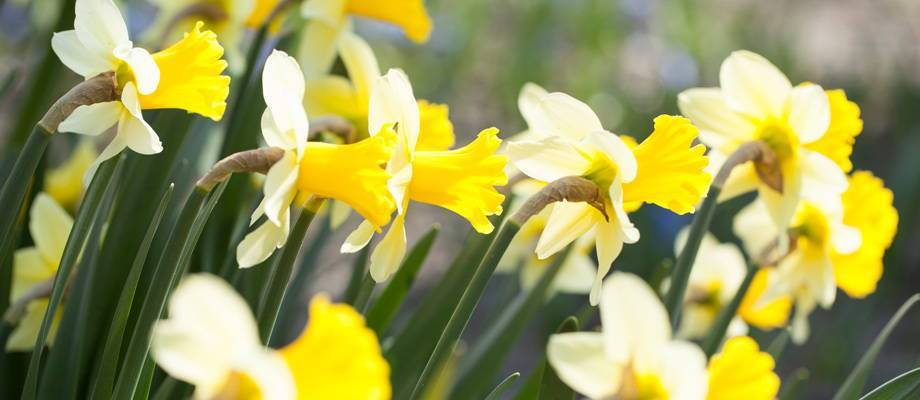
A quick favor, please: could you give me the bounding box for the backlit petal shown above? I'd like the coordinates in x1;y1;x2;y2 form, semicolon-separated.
369;214;406;282
74;0;129;56
547;332;621;399
506;136;591;183
677;87;757;150
29;194;74;266
719;50;791;119
341;220;375;254
51;30;114;77
536;201;599;260
600;273;671;364
530;92;603;141
58;101;121;136
786;84;830;144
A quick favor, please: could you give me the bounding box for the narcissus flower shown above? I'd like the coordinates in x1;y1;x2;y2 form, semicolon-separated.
299;0;432;78
734;171;896;342
236;50;395;268
507;87;710;304
152;273;392;399
45;140;97;211
342;69;506;282
7;194;71;351
547;273;708;400
706;336;780;400
678;50;849;232
52;0;229;169
738;269;793;331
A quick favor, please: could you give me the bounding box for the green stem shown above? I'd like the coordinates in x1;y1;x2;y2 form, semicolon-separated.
700;263;757;357
21;155;121;400
0;128;51;264
343;246;371;306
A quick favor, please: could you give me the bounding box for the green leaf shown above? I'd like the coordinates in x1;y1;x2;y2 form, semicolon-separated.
538;316;578;400
89;184;175;399
0;127;51;266
451;245;574;399
410;220;523;399
834;294;920;400
767;329;791;361
343;245;372;307
21;155;121;400
484;372;520;400
701;263;757;357
365;226;439;335
778;368;810;400
859;368;920;400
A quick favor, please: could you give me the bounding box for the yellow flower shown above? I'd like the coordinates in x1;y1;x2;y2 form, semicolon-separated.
507;87;710;304
139;22;230;121
416;100;455;151
738;269;793;330
804;89;862;173
706;336;780;400
7;194;71;351
679;50;849;232
44;140;97;211
408;128;507;234
280;296;391;400
244;0;283;28
832;171;898;298
344;0;432;43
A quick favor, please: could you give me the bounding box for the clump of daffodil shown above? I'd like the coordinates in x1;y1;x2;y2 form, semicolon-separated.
236;50;396;268
496;179;595;296
6;194;71;351
547;273;709;399
507;85;711;304
44;140;97;211
735;171;897;343
678;50;852;233
299;0;432;79
52;0;230;171
341;68;506;282
705;336;780;400
151;273;390;399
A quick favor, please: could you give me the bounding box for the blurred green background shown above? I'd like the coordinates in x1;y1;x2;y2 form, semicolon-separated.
2;0;919;397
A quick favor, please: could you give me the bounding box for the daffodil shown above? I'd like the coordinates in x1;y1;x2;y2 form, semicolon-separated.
547;272;709;400
496;179;595;296
678;50;850;233
738;269;793;331
734;171;896;342
341;68;506;282
298;0;432;79
236;50;395;268
44;140;97;211
52;0;230;171
507;87;711;304
152;274;390;399
672;230;748;340
705;336;780;400
7;194;71;351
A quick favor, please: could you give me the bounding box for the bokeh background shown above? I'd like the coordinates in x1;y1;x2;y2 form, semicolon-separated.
2;0;920;397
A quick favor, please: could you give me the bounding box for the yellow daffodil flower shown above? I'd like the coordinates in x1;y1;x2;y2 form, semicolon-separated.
738;269;793;331
507;86;710;304
236;50;395;268
298;0;432;79
496;179;596;297
672;230;748;340
151;274;390;399
7;194;71;351
52;0;230;171
45;140;97;211
547;273;708;399
706;336;780;400
734;171;895;343
341;69;506;282
678;50;849;234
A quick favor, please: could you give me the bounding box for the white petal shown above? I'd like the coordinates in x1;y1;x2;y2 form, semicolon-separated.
583;131;637;183
710;155;759;202
607;179;640;243
74;0;129;56
531;92;603;141
341;220;376;253
260;109;294;150
233;351;296;400
800;151;848;208
546;332;621;399
369;214;406;282
591;220;624;306
119;83;162;154
832;223;861;255
733;199;780;258
29;194;73;265
51;30;114;78
263;50;310;150
600;273;671;365
719;50;791;119
58;101;120;136
236;219;288;268
786;84;830;144
790;297;815;344
338;31;381;106
506;137;591;183
114;47;159;95
297;16;348;80
7;301;52;351
329;200;352;229
300;0;348;27
677;87;757;150
653;341;709;400
262;152;299;226
758;169;803;232
151;274;262;389
536;201;599;260
369;69;419;150
90;132;127;174
553;252;596;295
518;82;548;134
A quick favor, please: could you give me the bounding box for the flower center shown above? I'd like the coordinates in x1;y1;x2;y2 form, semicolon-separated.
791;202;830;252
214;370;263;399
114;61;136;91
757;120;799;163
620;367;670;400
582;153;619;194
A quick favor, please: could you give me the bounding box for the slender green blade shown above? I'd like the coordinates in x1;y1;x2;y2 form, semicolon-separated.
664;188;720;327
0;128;51;266
365;226;439;335
484;372;520;400
538;316;578;400
343;245;372;307
701;263;757;356
778;368;810;400
834;294;920;400
859;368;920;400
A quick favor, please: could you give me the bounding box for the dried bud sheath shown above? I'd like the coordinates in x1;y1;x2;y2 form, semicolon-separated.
511;176;607;225
196;147;286;191
38;72;119;134
713;140;782;193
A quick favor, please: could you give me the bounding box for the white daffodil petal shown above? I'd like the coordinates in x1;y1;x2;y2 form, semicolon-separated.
369;69;419;149
329;200;352;229
74;0;129;57
608;180;640;243
534;92;603;141
715;160;760;202
655;340;709;400
600;273;671;365
235;351;297;400
787;84;831;144
260;109;294;150
733;199;780;257
591;220;624;306
583;131;638;183
297;17;348;80
759;170;803;232
506;137;591;183
12;248;54;300
518;82;548;133
719;50;791;119
58;101;121;136
236;220;288;268
262;152;299;226
119;83;162;154
115;47;159;95
263;50;310;146
341;220;376;253
7;301;52;351
338;31;381;106
369;214;407;282
536;201;598;260
51;30;114;77
29;194;74;266
832;223;862;255
677;87;757;149
554;253;596;295
300;0;347;27
800;151;848;208
547;332;621;400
